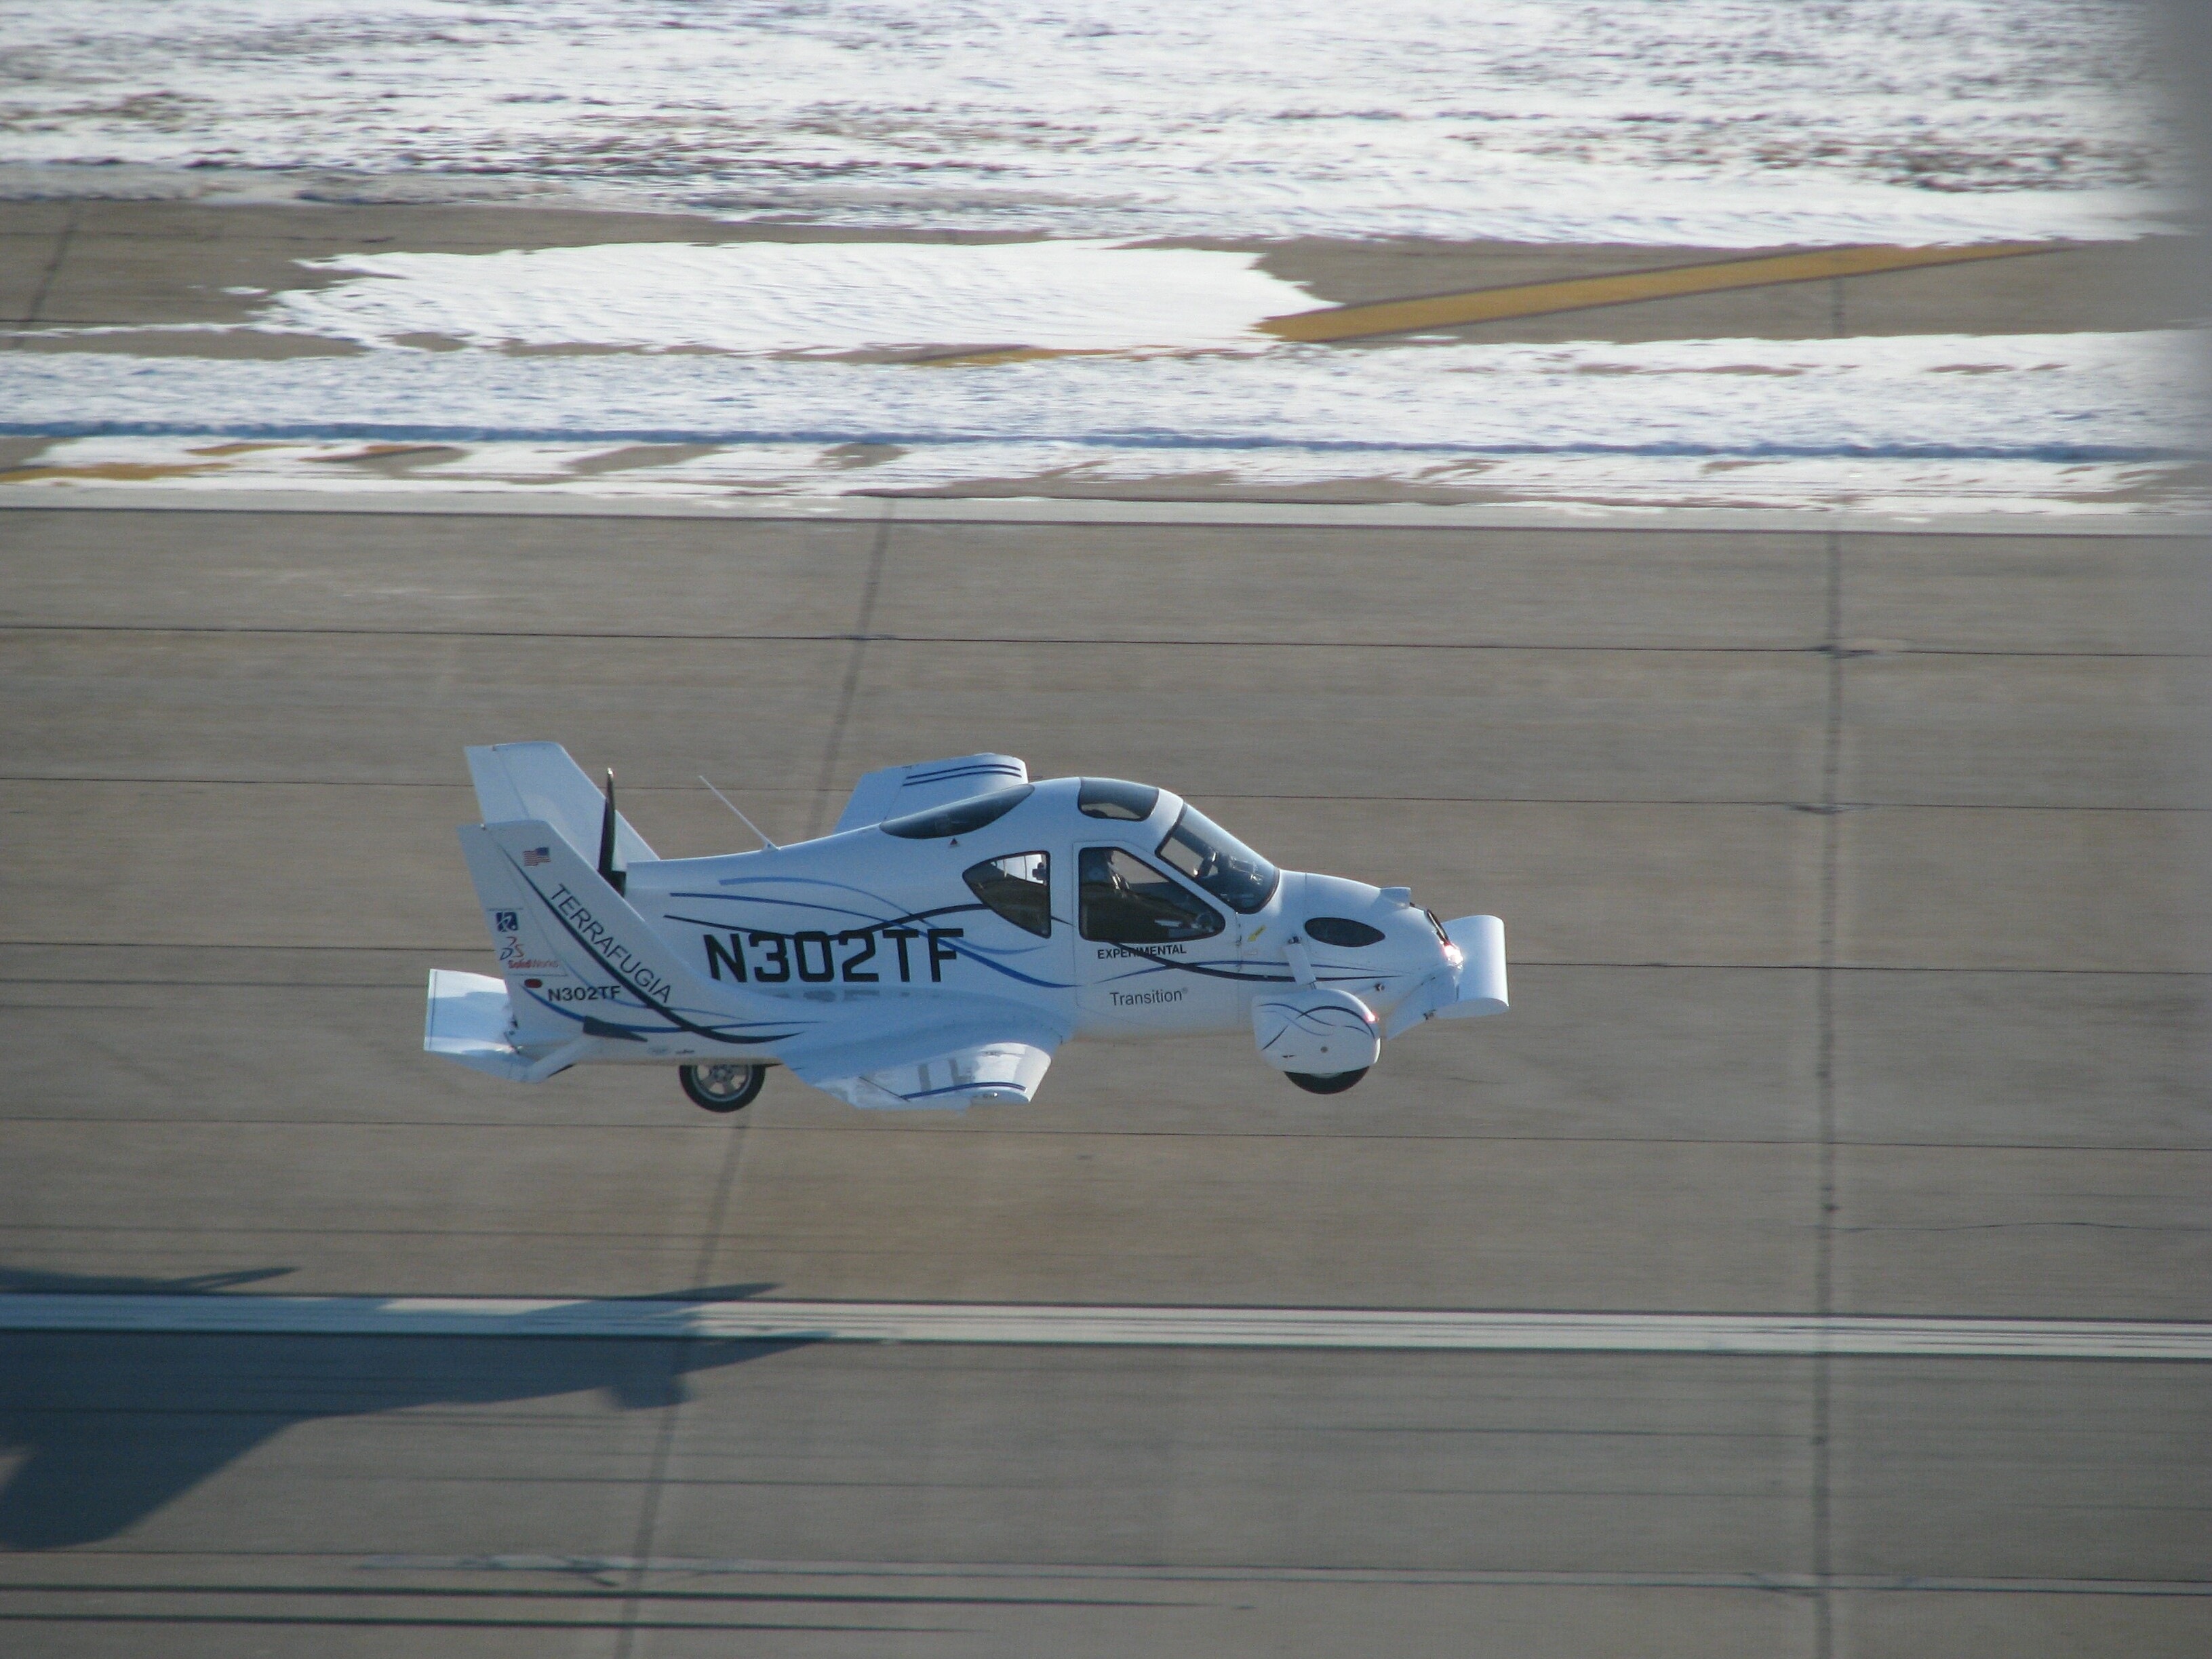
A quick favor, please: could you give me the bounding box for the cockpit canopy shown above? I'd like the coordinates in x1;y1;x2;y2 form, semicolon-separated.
1078;777;1279;914
1154;803;1278;914
878;774;1282;921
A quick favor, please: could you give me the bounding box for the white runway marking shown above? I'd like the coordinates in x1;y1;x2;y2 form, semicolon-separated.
2;1295;2207;1361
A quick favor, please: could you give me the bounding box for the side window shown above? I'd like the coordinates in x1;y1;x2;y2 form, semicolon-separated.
1079;847;1224;944
963;851;1052;938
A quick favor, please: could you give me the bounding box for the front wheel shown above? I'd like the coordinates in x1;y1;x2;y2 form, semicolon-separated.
1286;1068;1368;1095
680;1063;766;1113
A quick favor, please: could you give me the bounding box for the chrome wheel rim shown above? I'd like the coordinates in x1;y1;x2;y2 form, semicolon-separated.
693;1064;752;1100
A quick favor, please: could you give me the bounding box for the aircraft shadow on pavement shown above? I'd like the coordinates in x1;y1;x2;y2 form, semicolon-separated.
0;1267;806;1550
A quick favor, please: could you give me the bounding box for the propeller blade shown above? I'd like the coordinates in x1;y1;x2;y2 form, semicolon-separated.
597;768;627;895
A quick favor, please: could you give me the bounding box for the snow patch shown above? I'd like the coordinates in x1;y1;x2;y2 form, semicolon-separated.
267;241;1320;354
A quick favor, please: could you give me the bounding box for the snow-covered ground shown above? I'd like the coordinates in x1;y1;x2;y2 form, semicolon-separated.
5;330;2188;513
0;2;2193;511
261;241;1318;355
0;0;2177;244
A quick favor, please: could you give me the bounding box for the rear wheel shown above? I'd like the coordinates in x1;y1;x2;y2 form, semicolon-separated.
1286;1068;1368;1095
680;1063;765;1112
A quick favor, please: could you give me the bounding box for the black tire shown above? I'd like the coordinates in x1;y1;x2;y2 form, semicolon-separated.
1286;1068;1368;1095
679;1063;766;1112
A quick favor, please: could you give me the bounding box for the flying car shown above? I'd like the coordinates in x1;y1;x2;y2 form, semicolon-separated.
424;745;1507;1111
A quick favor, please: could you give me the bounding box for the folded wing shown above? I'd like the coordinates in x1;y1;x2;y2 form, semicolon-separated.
780;996;1064;1110
831;754;1028;835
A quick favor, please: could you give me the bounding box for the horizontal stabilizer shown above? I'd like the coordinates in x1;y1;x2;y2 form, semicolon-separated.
423;969;590;1082
467;742;656;864
832;754;1029;835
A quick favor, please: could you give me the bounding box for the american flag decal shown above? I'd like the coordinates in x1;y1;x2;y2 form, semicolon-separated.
522;846;551;867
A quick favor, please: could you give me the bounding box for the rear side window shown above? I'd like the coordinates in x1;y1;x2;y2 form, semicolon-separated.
880;785;1033;839
964;852;1052;937
1079;847;1223;943
1078;778;1160;821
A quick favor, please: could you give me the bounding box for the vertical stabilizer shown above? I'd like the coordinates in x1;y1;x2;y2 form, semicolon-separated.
456;823;587;1046
467;743;656;865
460;820;818;1055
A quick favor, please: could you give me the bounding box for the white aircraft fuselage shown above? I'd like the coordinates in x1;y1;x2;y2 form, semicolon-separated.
428;749;1505;1110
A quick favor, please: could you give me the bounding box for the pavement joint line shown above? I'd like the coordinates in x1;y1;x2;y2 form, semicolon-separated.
8;783;2211;815
5;1122;2203;1153
340;1558;2212;1595
8;952;2211;976
6;203;77;348
1811;524;1844;1659
1259;242;2059;343
802;514;888;842
3;1295;2209;1359
5;1562;2207;1597
12;625;2209;661
1;486;2202;535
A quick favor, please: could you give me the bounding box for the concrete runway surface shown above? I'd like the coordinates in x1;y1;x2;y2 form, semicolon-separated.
0;489;2206;1657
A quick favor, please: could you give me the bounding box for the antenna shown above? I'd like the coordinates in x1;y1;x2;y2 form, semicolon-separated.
700;775;778;851
597;768;627;895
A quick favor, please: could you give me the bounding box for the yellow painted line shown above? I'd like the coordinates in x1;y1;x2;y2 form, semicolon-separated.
1259;241;2053;343
919;241;2053;366
912;344;1074;368
302;443;459;463
0;461;232;482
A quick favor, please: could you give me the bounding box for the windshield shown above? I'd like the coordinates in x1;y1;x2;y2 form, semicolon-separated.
1155;805;1279;914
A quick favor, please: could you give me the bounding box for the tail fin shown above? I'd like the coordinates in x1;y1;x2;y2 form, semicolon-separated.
456;822;599;1046
467;743;656;867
